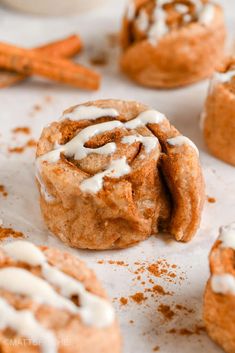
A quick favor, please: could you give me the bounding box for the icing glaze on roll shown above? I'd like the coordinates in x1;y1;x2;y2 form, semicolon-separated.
0;267;78;313
36;108;166;196
0;297;57;353
199;3;215;24
126;0;216;45
62;105;119;121
36;106;198;196
211;274;235;295
167;136;199;155
219;222;235;250
122;134;158;153
126;0;135;20
80;157;131;193
136;10;149;32
124;109;166;129
210;70;235;93
2;241;115;328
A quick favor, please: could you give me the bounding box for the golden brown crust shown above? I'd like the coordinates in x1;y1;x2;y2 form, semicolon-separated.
203;239;235;353
203;60;235;166
0;245;121;353
36;99;205;249
120;1;226;88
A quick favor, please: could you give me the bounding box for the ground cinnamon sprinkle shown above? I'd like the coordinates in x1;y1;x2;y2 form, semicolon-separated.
179;328;194;336
151;285;171;296
108;260;128;266
175;304;194;314
12;126;31;135
33;104;42;112
207;196;216;203
130;292;147;304
97;260;128;266
90;52;108;66
147;260;178;282
8;139;37;153
168;325;205;336
0;227;25;241
157;304;175;320
120;297;128;306
0;185;8;197
153;346;160;352
45;96;52;103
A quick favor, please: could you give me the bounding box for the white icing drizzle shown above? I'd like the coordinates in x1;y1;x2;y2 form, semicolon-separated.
136;0;216;46
4;240;45;265
219;222;235;250
0;297;57;353
122;134;158;153
80;157;131;193
210;223;235;296
136;9;149;32
37;108;166;196
175;4;188;14
126;0;135;21
167;136;199;155
0;267;78;313
198;3;215;24
210;70;235;94
2;241;115;328
124;109;166;129
38;120;121;164
184;13;192;23
35;160;56;203
62;105;119;121
199;110;206;131
211;274;235;295
148;1;168;45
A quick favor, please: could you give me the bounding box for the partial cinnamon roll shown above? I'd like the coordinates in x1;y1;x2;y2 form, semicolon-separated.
36;99;205;250
0;240;121;353
204;223;235;353
202;59;235;166
120;0;226;88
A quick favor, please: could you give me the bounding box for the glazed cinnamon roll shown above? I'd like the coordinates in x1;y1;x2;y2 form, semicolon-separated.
120;0;226;88
204;223;235;353
0;240;121;353
36;99;205;250
202;59;235;166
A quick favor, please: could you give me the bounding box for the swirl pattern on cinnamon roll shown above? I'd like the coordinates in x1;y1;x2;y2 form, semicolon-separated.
0;240;120;353
202;59;235;166
36;99;205;250
120;0;226;88
204;223;235;353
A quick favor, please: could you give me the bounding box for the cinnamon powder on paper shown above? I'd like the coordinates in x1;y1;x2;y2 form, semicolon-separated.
8;139;37;153
157;304;175;320
0;185;8;197
0;227;25;241
12;127;31;135
130;292;147;304
207;196;216;203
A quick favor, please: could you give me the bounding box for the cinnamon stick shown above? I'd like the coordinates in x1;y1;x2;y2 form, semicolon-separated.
0;35;83;88
0;41;100;90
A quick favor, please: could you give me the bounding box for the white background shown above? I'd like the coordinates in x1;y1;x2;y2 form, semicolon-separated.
0;1;235;352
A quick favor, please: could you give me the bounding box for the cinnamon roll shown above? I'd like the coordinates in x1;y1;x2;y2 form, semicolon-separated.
36;99;205;250
204;223;235;353
202;59;235;166
120;0;226;88
0;240;121;353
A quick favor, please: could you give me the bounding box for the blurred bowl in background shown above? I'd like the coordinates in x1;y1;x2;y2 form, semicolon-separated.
1;0;109;15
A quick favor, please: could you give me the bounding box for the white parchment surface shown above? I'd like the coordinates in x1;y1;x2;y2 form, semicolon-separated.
0;1;235;352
